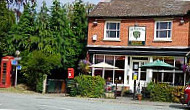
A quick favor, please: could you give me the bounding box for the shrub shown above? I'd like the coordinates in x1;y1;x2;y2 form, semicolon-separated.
21;50;61;92
147;82;174;102
73;75;105;98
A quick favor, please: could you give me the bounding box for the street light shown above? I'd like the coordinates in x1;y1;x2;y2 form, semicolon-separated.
15;50;20;56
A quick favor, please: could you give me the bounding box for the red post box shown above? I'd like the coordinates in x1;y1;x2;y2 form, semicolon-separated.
0;56;14;88
68;68;74;79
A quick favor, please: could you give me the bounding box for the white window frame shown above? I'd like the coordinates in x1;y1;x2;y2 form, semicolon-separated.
154;21;172;41
104;21;121;41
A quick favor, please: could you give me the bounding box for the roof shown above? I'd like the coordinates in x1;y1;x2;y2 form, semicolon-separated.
88;0;190;18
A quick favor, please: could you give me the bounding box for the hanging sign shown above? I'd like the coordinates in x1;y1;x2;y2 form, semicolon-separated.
128;26;146;46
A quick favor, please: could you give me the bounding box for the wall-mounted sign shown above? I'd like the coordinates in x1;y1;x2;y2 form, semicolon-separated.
128;26;146;46
133;72;138;80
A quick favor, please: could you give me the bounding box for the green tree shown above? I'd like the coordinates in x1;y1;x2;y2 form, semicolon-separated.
21;50;61;92
0;1;15;56
50;0;77;70
6;3;37;55
35;1;57;54
68;0;88;71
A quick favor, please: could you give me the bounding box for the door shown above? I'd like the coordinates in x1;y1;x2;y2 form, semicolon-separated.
132;61;148;92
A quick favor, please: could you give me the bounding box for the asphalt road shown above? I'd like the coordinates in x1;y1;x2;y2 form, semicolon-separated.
0;92;189;110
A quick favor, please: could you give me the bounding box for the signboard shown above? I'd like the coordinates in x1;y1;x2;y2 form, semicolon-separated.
128;26;146;46
133;72;138;80
11;60;18;65
17;65;22;70
68;68;74;79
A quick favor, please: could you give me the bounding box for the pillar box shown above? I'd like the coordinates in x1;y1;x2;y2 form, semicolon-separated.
68;68;74;79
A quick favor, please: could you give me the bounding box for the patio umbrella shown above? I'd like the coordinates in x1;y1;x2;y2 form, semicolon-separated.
140;59;176;83
89;62;118;69
140;59;175;69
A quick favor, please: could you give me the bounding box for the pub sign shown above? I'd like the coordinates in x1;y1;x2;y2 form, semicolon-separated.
128;26;146;46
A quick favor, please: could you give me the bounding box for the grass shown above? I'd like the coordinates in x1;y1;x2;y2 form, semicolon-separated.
0;84;36;94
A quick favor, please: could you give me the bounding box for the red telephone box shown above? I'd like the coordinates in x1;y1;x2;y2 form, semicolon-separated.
0;56;14;88
68;68;74;79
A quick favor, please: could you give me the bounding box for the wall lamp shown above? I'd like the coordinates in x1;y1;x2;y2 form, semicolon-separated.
180;17;185;25
93;19;98;26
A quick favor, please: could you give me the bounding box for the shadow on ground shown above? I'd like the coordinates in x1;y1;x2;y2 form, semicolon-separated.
169;104;190;110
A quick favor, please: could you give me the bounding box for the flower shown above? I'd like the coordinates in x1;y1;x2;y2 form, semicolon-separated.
78;59;91;74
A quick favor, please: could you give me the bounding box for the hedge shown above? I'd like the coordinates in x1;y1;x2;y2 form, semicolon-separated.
146;82;185;102
70;75;105;98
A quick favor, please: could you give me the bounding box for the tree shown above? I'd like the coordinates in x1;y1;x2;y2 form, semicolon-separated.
69;0;88;72
6;3;37;55
0;1;15;56
21;50;61;92
50;0;76;70
35;1;57;54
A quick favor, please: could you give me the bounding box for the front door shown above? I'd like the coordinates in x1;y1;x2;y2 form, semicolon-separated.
132;61;148;92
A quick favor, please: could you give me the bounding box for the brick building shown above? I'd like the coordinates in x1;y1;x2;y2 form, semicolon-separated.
87;0;190;92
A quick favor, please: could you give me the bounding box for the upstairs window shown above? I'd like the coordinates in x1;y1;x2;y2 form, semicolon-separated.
155;21;172;40
104;21;120;40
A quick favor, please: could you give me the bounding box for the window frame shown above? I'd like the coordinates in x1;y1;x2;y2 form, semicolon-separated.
154;21;173;41
104;21;121;41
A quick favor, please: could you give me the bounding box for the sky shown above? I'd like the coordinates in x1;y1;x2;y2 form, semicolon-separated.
36;0;100;11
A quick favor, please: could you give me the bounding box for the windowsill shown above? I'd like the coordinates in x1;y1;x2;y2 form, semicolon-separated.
103;39;121;42
153;39;172;42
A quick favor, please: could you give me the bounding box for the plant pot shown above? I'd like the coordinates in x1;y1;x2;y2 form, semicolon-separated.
137;94;142;101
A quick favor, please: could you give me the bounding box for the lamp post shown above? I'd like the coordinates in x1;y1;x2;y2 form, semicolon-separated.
14;50;20;87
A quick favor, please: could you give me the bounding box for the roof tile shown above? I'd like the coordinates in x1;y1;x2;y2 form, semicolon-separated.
89;0;190;17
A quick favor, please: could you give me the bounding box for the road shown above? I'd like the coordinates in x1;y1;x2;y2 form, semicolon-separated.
0;92;189;110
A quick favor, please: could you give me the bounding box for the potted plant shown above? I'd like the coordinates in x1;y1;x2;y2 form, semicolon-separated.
136;93;142;101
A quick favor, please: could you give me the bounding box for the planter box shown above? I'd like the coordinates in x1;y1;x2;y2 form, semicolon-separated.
105;92;115;99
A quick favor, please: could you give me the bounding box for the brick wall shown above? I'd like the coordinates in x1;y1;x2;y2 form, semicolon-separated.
87;17;190;47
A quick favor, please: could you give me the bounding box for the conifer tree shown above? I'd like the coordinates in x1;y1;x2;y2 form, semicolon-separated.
0;1;15;56
69;0;88;70
6;3;37;55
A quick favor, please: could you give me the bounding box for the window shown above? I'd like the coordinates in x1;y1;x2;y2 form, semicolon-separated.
105;56;114;65
93;54;125;84
104;21;120;40
155;21;172;40
95;55;104;64
115;70;124;84
115;56;125;69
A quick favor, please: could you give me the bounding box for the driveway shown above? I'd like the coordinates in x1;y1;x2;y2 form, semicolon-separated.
0;92;189;110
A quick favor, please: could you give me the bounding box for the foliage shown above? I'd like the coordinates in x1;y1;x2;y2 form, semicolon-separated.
146;82;185;102
147;83;173;102
0;1;15;56
21;50;61;92
78;59;91;74
172;86;185;103
1;0;95;92
71;75;105;98
6;3;36;55
69;0;88;69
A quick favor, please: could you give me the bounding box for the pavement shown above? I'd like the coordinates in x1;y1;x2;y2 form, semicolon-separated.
0;92;189;110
